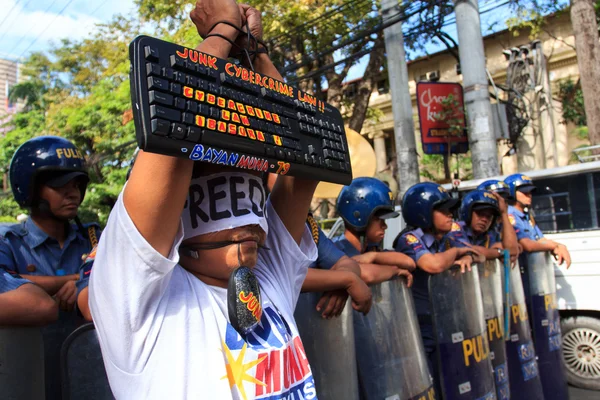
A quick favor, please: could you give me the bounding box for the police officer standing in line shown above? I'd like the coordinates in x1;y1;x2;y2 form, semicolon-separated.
334;177;416;283
450;189;518;259
504;174;571;267
394;182;484;395
0;136;101;399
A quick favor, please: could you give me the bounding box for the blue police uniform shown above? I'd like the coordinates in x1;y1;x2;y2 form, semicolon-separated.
333;237;360;257
0;218;100;277
448;221;501;248
0;268;30;293
508;205;544;241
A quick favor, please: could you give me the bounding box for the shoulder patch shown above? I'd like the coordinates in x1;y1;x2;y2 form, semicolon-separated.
508;214;516;226
451;222;462;232
405;234;419;244
306;214;319;245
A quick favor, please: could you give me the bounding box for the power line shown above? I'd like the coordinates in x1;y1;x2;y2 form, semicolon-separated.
0;0;35;46
18;0;76;59
0;0;22;30
6;0;62;57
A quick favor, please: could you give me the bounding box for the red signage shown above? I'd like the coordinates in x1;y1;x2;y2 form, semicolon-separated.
416;82;468;155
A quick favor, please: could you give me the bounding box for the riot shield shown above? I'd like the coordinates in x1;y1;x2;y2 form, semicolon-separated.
0;327;45;400
524;252;569;400
429;265;496;400
504;260;544;400
294;291;359;400
354;277;436;400
478;260;510;400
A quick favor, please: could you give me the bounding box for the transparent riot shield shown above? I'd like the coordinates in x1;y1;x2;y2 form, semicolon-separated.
429;265;496;400
354;277;436;400
0;327;45;400
294;291;359;400
478;260;510;400
504;260;544;400
524;252;569;400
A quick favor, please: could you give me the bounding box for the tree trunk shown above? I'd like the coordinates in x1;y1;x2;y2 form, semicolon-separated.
348;35;386;133
571;0;600;152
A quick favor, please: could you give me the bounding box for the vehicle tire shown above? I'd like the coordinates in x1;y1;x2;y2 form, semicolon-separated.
561;316;600;391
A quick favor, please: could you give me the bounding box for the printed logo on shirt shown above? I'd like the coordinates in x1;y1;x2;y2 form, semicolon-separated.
508;214;516;226
451;222;461;232
222;306;315;400
405;234;419;245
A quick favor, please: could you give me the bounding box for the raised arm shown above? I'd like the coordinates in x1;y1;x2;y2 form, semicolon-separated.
124;0;242;257
494;193;519;258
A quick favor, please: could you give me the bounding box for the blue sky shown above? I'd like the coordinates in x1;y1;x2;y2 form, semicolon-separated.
0;0;136;60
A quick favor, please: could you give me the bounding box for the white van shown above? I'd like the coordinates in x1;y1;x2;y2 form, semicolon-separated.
327;161;600;391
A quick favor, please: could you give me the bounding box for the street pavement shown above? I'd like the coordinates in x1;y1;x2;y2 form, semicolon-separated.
569;385;599;399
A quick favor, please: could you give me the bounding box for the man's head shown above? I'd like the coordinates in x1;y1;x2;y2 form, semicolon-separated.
402;182;459;235
504;174;536;209
337;177;398;243
9;136;89;220
460;190;500;235
178;165;268;284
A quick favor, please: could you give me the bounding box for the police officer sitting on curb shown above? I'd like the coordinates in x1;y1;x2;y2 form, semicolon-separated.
393;182;484;395
0;268;58;326
334;177;416;285
504;174;571;267
449;189;519;261
89;2;332;397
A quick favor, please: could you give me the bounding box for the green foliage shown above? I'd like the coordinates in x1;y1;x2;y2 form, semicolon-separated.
558;78;587;126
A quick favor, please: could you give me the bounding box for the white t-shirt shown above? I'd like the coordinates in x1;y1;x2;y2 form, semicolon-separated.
89;193;318;399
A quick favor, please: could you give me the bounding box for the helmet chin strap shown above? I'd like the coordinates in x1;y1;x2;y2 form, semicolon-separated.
35;199;72;222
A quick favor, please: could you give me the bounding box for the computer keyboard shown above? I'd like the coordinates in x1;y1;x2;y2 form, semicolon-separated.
129;36;353;185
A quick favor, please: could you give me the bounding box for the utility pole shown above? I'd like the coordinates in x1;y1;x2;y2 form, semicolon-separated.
382;0;420;199
571;0;600;153
453;0;500;178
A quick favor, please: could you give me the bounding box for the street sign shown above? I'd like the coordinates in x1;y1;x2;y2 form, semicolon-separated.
416;82;468;155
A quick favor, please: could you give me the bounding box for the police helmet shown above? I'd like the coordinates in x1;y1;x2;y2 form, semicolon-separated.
477;179;510;198
337;177;398;232
459;190;500;225
504;173;536;199
9;136;89;207
401;182;459;230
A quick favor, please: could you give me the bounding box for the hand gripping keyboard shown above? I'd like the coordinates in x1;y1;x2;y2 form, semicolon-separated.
129;36;352;184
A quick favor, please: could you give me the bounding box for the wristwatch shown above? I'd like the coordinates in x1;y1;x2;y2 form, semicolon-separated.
497;248;503;256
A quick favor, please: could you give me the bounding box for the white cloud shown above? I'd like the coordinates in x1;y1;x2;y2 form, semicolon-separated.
0;0;135;59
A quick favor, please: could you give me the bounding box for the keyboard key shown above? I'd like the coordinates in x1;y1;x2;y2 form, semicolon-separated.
149;91;173;106
294;151;303;163
265;145;275;157
148;76;168;91
175;72;186;83
174;97;186;110
163;67;174;80
151;118;170;136
186;126;202;142
202;130;265;156
276;148;286;160
150;105;180;121
182;113;194;125
171;83;182;95
308;145;317;155
144;46;159;60
171;123;187;139
146;63;162;76
186;101;198;113
170;54;185;68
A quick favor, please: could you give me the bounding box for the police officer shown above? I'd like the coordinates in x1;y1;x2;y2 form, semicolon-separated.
504;174;571;267
451;189;518;259
0;268;58;325
335;177;415;283
0;136;101;399
394;182;483;395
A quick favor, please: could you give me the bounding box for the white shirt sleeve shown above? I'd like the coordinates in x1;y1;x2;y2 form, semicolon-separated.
89;191;184;373
255;199;317;315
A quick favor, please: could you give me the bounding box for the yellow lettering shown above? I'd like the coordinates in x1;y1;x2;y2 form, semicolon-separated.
56;148;63;158
463;339;473;366
545;294;556;311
